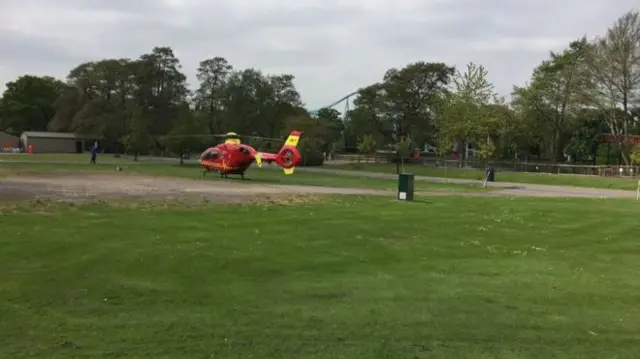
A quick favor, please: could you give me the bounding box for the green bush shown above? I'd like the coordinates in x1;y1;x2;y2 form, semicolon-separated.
299;137;325;166
301;150;324;166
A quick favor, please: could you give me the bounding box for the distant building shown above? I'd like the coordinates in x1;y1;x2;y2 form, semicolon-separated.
20;131;100;154
0;131;19;151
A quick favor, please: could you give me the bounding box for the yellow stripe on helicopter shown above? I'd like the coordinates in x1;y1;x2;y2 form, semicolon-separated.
284;133;300;147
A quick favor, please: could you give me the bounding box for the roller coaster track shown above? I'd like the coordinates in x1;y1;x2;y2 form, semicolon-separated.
308;91;359;120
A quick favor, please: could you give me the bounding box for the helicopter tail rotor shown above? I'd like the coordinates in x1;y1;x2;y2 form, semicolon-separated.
274;131;302;175
255;130;302;175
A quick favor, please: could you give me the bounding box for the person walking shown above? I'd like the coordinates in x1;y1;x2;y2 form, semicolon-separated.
90;141;98;164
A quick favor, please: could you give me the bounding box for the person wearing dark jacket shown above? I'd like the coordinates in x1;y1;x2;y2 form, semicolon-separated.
90;142;98;164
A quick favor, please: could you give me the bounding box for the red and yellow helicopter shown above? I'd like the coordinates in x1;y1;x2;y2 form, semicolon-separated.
199;130;303;179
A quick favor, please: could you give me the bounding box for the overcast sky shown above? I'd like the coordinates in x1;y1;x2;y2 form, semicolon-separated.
0;0;636;111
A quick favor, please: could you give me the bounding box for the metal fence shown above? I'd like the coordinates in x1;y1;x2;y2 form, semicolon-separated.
1;147;23;153
335;154;640;178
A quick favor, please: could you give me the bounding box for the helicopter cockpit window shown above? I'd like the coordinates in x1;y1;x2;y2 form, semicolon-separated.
238;146;251;155
201;149;219;160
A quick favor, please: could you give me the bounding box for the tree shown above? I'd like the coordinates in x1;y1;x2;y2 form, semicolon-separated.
438;62;499;160
564;108;607;163
313;108;345;159
45;47;190;153
47;86;81;132
122;105;152;161
381;62;456;146
475;137;496;166
346;62;455;151
630;145;640;165
486;102;522;160
298;137;325;166
394;136;411;173
0;75;66;132
314;108;344;147
49;58;138;152
582;10;640;165
345;84;390;147
356;133;377;160
194;57;233;134
162;104;207;162
283;115;333;152
511;38;590;162
223;68;293;136
134;46;190;136
263;74;303;138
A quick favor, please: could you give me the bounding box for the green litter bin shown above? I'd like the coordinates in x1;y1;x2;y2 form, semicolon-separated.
486;168;495;182
398;173;415;201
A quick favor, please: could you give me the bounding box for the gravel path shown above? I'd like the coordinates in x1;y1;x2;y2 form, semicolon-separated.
299;167;639;199
1;155;638;201
0;171;637;203
0;173;387;202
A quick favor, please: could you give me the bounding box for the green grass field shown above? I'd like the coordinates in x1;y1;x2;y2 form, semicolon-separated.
2;196;640;358
334;163;640;191
0;155;486;193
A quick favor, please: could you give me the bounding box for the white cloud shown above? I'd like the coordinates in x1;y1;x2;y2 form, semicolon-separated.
0;0;637;109
468;37;574;52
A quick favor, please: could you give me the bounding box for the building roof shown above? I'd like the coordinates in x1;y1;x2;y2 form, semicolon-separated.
21;131;100;140
0;130;19;137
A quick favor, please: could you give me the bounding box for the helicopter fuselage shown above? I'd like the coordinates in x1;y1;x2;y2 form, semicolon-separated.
200;142;258;175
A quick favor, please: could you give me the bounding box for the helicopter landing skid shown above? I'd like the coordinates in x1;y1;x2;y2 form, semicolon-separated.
221;172;246;180
200;169;246;180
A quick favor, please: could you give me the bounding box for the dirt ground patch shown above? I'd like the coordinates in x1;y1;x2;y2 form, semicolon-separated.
1;172;636;204
0;173;389;203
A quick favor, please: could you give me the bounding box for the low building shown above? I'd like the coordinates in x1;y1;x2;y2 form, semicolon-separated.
20;131;100;154
0;131;19;151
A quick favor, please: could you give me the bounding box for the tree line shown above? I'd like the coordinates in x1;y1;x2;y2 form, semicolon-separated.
1;9;639;165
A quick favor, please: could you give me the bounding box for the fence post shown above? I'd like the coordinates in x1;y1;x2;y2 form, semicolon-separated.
444;160;448;183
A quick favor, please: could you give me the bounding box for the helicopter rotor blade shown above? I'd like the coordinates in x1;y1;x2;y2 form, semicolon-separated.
243;135;286;142
159;134;286;143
